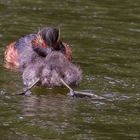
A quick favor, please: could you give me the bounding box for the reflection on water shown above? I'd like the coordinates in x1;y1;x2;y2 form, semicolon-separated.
0;0;140;139
0;93;140;139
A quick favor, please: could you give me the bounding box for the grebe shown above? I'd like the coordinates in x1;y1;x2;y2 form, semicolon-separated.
22;51;82;87
4;27;71;70
4;27;81;87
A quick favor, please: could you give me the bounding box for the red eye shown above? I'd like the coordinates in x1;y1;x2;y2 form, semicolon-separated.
42;42;47;48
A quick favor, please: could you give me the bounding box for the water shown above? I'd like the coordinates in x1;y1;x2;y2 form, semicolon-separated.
0;0;140;139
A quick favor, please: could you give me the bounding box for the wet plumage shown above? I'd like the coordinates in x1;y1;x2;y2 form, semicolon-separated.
4;27;82;87
22;52;82;87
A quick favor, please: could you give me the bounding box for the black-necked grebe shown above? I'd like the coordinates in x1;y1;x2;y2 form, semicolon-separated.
4;27;71;70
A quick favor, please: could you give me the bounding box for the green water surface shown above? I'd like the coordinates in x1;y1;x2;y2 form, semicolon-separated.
0;0;140;139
